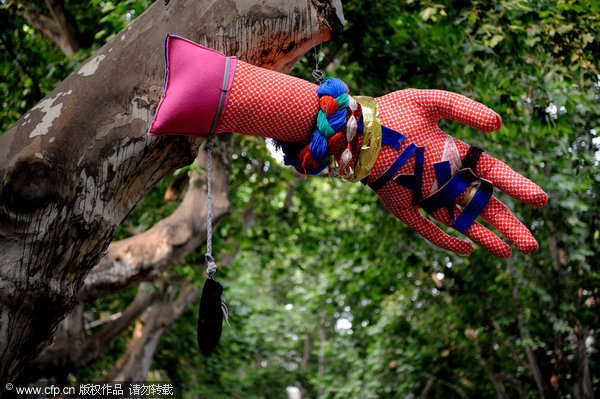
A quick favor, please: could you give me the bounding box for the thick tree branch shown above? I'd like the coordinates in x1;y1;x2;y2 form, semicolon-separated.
21;284;160;381
44;0;80;53
101;280;201;382
91;285;159;350
17;0;81;55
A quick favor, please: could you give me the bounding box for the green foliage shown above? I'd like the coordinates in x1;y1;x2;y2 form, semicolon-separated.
1;7;66;133
3;0;600;397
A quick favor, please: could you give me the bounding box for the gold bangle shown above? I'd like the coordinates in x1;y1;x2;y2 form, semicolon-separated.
345;96;382;182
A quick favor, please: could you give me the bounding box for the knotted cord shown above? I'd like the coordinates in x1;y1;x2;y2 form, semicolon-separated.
204;137;229;325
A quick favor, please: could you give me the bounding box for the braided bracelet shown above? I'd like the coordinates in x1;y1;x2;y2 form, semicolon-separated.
281;78;382;180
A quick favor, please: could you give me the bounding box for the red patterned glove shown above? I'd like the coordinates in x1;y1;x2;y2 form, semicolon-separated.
150;35;547;258
368;89;547;258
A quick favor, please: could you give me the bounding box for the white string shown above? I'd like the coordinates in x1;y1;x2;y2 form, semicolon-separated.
205;138;217;278
204;138;229;326
312;44;325;84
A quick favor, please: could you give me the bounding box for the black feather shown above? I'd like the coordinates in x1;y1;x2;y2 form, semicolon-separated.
197;278;224;356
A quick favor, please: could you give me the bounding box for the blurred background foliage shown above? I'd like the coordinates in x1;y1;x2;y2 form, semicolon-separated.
2;0;599;398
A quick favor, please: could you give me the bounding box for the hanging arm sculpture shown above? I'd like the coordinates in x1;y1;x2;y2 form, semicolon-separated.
150;35;547;258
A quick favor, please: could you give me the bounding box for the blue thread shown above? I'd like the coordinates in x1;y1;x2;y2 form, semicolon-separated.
283;154;299;166
316;78;347;97
308;78;350;168
308;164;328;175
329;109;348;132
279;77;354;175
310;130;328;160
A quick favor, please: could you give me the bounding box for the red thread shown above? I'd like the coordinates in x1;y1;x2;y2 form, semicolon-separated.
327;132;345;155
320;96;338;117
299;147;320;171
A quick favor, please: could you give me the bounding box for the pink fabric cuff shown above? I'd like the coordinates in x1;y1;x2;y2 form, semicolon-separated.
148;34;237;137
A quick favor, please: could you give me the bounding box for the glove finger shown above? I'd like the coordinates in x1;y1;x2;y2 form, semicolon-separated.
454;139;548;208
410;89;501;133
483;155;548;208
392;207;473;255
430;208;512;259
480;196;539;254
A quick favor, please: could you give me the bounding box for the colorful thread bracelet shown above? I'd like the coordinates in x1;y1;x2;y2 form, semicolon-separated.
280;78;362;177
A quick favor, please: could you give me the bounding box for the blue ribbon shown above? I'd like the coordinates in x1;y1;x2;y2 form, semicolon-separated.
394;146;424;205
433;161;455;220
419;168;493;233
369;143;414;192
356;114;492;233
454;178;493;233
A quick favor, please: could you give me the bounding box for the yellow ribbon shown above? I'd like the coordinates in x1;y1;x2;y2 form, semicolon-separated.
345;96;382;182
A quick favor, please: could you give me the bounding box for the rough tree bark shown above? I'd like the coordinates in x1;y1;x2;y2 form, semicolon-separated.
21;285;160;382
0;0;344;386
20;132;234;382
78;138;234;302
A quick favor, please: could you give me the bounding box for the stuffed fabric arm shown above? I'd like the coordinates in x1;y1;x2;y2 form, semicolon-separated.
149;35;547;258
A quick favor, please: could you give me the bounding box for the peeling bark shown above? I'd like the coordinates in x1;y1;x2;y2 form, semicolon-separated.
25;135;232;381
78;135;234;302
20;284;160;382
0;0;344;385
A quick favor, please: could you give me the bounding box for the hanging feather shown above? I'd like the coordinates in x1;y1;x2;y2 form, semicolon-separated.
197;278;224;356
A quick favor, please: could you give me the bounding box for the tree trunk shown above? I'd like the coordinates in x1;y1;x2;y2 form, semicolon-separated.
505;257;553;398
0;0;344;385
78;138;234;302
20;284;160;382
17;132;233;384
572;325;593;399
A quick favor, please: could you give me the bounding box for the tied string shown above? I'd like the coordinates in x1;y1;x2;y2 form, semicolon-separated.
197;137;229;357
312;44;326;84
205;139;216;278
277;78;362;177
204;137;229;325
